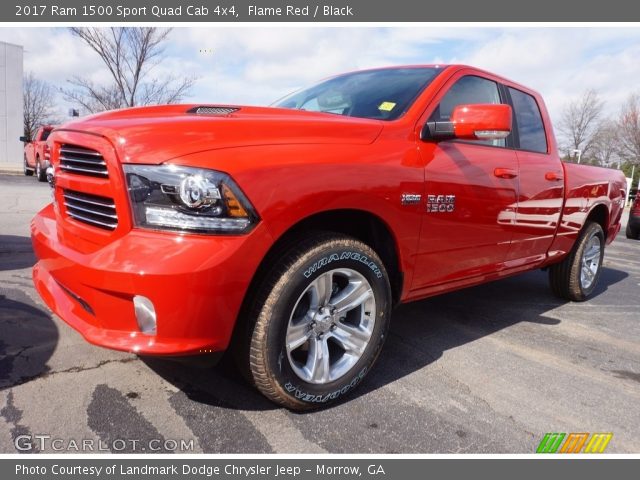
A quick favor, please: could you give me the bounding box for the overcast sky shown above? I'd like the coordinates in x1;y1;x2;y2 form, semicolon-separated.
1;26;639;127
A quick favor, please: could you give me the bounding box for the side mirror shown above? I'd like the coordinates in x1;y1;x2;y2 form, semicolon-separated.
421;104;512;142
19;136;28;142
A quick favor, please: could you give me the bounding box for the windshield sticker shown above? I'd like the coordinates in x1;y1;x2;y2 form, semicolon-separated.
378;101;396;111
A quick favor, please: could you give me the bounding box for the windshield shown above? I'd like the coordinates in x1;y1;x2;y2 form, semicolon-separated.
273;67;442;121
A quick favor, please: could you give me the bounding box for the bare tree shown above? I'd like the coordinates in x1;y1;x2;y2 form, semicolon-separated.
62;27;196;113
590;120;620;168
23;72;58;141
557;89;604;161
618;93;640;165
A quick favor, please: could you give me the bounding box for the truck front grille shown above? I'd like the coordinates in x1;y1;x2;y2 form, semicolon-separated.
63;189;118;230
59;144;108;177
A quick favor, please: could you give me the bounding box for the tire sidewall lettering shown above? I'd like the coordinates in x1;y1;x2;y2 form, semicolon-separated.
282;367;368;404
303;251;383;279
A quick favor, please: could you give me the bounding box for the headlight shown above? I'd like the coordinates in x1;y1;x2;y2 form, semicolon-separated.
123;165;258;234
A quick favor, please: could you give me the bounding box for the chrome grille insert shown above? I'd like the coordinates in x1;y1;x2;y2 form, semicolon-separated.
59;144;108;177
63;189;118;230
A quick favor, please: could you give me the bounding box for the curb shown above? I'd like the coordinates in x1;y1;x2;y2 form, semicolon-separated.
0;168;23;176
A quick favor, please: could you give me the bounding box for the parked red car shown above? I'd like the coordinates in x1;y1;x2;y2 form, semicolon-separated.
21;125;55;181
31;65;626;409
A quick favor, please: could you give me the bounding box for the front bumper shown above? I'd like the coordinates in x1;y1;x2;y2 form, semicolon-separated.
31;204;272;355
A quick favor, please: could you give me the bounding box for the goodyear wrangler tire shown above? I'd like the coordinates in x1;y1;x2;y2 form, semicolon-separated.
246;234;392;410
548;221;605;301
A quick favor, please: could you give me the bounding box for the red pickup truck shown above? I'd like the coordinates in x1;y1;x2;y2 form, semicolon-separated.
31;65;626;409
21;125;54;181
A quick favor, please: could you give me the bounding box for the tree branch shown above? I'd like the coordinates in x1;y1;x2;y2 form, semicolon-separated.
64;27;193;112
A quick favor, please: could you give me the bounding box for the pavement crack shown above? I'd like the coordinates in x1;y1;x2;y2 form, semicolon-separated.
609;369;640;384
3;357;137;389
49;357;138;376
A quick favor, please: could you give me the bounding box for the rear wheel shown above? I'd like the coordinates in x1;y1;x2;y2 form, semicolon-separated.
242;234;392;410
549;221;605;301
626;223;638;240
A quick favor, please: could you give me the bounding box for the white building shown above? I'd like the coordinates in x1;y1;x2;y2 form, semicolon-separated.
0;41;23;171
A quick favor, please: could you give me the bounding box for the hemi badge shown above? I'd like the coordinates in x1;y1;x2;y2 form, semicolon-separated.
401;193;422;205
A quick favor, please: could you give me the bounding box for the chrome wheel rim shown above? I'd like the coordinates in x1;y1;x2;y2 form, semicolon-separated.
581;234;601;290
36;161;40;178
285;268;376;385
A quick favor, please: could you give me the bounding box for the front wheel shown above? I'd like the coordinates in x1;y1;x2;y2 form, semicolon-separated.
243;234;392;410
35;158;47;182
24;155;33;176
549;221;605;301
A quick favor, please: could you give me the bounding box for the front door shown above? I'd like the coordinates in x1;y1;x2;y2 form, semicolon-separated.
412;74;519;290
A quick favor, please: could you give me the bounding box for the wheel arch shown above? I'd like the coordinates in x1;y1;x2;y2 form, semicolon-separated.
262;208;403;305
230;208;404;360
586;203;609;240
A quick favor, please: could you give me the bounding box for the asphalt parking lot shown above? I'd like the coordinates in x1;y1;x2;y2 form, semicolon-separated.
1;173;639;454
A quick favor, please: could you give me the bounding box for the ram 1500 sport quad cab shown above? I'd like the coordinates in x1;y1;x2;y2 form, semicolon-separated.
31;65;626;409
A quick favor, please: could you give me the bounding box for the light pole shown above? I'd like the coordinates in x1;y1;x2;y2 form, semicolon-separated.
570;149;582;164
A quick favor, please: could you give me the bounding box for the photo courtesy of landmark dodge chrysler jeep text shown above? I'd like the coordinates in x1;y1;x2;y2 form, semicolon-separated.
31;65;626;409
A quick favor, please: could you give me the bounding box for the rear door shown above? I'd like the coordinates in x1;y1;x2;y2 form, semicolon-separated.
412;73;519;290
503;87;564;266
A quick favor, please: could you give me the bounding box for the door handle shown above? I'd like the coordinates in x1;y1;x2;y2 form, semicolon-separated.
494;168;518;179
545;171;564;181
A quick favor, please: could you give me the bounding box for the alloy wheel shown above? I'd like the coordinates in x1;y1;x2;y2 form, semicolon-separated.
580;233;602;290
285;268;376;384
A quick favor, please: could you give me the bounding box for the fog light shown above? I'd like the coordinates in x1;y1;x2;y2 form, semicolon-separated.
133;295;156;335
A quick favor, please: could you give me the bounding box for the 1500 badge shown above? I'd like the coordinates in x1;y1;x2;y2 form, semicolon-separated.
427;194;456;213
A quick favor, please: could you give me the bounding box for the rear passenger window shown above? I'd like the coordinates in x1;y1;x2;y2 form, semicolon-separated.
430;75;505;147
508;88;548;153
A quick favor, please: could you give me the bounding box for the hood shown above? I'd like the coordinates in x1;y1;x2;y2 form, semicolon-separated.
56;104;384;165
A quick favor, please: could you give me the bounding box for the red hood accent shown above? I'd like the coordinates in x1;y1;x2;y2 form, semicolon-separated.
55;105;384;165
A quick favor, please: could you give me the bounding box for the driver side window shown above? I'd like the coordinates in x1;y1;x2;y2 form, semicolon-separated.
430;75;506;147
